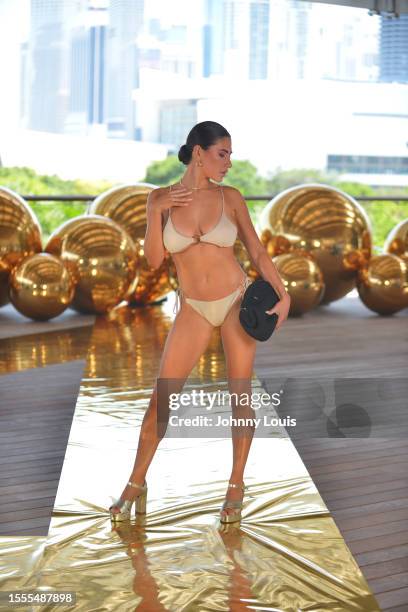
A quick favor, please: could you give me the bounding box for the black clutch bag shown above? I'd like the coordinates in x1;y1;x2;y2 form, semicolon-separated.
239;279;281;341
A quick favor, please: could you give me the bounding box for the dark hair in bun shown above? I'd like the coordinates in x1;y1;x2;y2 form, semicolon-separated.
177;121;230;165
178;144;192;165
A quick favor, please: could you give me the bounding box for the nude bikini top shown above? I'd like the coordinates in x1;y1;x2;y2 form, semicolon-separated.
163;184;237;254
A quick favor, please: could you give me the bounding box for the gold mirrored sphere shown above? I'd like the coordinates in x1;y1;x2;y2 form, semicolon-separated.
384;219;408;263
267;235;292;258
128;238;174;305
259;228;291;257
45;214;138;314
357;253;408;315
89;182;157;241
260;184;372;304
233;238;259;279
9;253;76;320
90;182;174;303
273;252;325;316
0;186;42;307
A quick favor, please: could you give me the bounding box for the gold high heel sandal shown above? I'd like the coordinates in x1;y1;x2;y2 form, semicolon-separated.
109;479;147;522
220;482;246;524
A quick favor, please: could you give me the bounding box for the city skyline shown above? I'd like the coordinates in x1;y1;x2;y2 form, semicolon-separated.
0;0;407;187
19;0;384;139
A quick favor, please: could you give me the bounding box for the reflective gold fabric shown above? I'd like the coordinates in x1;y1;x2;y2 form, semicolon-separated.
0;536;46;593
1;302;380;611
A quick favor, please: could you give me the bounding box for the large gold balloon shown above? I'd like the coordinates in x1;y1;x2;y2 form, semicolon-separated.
45;215;138;314
233;238;259;279
128;238;174;305
89;182;157;241
259;184;372;304
273;253;325;316
384;219;408;263
0;186;42;307
259;227;292;257
165;254;179;293
357;254;408;315
90;182;176;304
9;253;76;320
259;228;273;247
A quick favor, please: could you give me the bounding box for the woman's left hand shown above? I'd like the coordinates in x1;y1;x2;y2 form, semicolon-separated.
265;293;291;331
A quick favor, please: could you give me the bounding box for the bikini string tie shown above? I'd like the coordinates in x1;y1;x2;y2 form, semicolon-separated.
173;287;181;315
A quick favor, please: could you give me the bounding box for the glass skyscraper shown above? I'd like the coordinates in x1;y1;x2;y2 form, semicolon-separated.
104;0;144;139
379;14;408;83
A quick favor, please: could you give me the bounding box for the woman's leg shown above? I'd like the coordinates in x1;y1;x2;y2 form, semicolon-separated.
110;301;214;513
220;298;257;518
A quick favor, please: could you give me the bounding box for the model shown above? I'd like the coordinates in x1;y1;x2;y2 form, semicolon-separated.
109;121;290;524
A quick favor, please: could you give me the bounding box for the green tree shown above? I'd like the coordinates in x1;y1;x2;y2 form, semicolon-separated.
334;181;408;249
143;155;185;185
0;166;114;243
265;168;338;193
1;164;407;251
222;159;268;218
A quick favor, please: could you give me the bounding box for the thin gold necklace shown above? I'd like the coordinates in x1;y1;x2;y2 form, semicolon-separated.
179;179;219;191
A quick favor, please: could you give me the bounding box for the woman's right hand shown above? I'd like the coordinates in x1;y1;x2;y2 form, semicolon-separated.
149;184;193;214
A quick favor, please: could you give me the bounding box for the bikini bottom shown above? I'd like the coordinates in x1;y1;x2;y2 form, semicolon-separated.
173;273;253;327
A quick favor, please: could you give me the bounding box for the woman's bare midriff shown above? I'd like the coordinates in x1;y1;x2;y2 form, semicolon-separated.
163;186;245;301
172;244;244;300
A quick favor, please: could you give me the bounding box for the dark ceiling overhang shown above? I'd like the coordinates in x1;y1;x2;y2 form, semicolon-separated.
302;0;408;15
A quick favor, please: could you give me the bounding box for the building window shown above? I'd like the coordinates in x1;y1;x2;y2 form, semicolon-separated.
327;154;408;175
159;100;197;146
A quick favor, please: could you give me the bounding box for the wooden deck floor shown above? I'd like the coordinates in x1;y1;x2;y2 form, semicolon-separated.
255;294;408;612
0;294;407;610
0;360;87;535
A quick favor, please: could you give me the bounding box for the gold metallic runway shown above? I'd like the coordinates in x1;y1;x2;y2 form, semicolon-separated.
1;301;380;611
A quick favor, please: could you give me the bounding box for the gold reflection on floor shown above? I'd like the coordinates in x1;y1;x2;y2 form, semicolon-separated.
0;327;93;375
2;301;380;611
